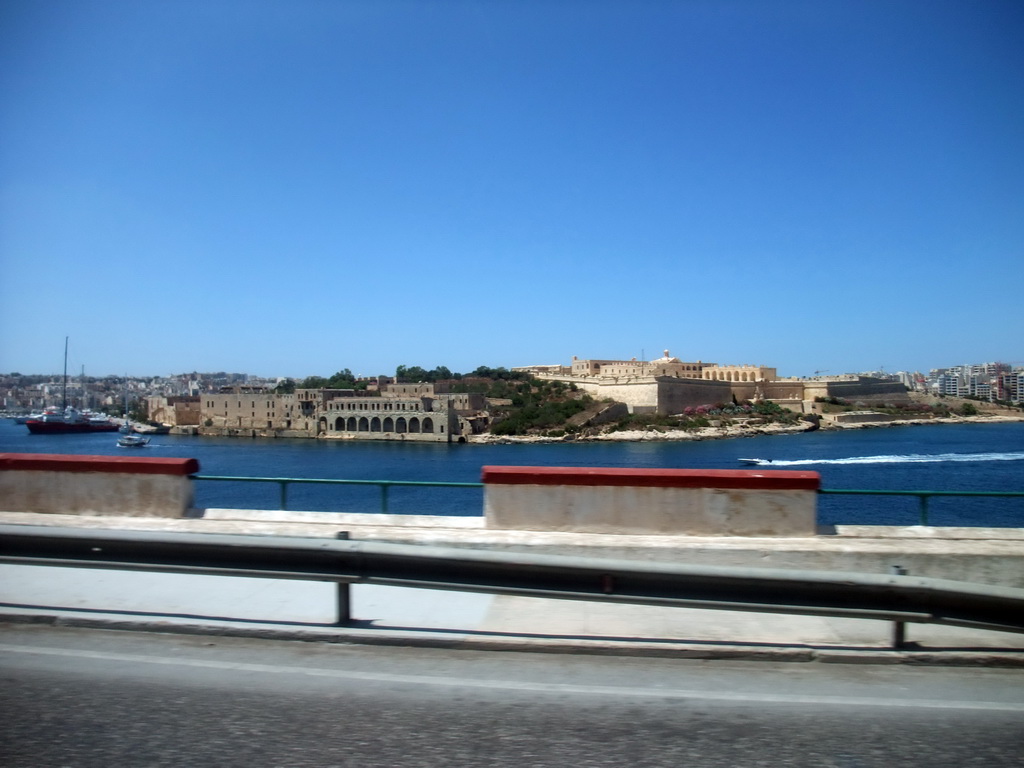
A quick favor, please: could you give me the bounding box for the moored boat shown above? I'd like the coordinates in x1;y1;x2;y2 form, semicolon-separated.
24;338;119;434
26;407;120;434
14;410;48;424
135;422;171;435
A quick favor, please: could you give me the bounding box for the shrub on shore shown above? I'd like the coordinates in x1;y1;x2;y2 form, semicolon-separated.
488;380;594;436
603;400;799;434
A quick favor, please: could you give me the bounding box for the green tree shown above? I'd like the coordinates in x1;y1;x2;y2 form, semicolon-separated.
395;365;429;382
299;375;329;389
274;378;296;394
431;365;453;381
327;369;357;388
129;398;147;423
472;365;519;380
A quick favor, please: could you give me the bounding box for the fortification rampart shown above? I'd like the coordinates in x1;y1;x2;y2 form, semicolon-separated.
803;378;911;404
539;373;734;414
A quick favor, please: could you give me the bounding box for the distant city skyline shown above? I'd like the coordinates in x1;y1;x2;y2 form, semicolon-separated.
2;1;1021;379
3;355;1019;383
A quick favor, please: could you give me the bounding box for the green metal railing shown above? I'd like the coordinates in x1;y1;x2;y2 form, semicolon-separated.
193;474;1023;524
817;489;1024;526
193;474;483;514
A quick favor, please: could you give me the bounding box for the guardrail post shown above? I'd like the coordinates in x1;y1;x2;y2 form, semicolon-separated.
380;484;389;514
891;565;907;648
335;531;350;625
918;495;930;526
279;480;289;511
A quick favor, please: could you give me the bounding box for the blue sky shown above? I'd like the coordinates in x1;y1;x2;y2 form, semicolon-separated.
2;0;1021;379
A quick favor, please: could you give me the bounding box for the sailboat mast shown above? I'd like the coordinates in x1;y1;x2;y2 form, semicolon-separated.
61;336;68;411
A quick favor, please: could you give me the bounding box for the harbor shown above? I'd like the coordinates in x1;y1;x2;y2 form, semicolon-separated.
2;418;1022;528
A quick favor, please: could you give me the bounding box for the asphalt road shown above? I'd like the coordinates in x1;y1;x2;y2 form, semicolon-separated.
2;623;1022;767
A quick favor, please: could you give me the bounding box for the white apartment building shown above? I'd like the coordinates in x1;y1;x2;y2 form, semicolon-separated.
927;363;1022;402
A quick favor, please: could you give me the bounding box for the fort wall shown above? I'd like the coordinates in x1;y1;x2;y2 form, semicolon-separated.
803;378;911;404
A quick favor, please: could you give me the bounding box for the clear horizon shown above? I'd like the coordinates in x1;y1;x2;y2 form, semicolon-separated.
2;1;1022;380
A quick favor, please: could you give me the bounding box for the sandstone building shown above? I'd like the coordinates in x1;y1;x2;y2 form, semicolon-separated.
518;351;908;415
150;383;488;442
146;395;201;427
145;350;911;438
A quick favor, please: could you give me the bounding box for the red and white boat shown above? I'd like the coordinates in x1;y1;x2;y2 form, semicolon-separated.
26;407;119;434
24;337;120;435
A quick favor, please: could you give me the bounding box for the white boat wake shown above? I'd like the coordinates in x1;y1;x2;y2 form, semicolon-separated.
743;452;1024;467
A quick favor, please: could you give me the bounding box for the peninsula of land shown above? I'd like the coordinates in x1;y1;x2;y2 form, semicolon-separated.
469;411;1024;444
11;350;1020;445
135;360;1022;445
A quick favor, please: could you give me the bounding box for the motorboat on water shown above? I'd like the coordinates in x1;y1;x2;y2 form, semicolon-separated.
117;433;151;448
738;458;772;465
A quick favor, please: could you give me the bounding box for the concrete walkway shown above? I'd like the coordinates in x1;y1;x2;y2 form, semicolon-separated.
2;510;1023;665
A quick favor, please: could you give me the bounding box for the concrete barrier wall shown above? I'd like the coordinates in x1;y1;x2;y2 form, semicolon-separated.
0;453;200;518
483;466;821;536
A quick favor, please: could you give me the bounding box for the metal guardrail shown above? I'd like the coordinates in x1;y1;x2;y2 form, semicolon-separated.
193;474;483;514
819;489;1024;525
2;524;1023;644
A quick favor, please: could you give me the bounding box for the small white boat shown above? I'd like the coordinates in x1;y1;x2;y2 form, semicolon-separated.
117;433;150;448
738;458;771;465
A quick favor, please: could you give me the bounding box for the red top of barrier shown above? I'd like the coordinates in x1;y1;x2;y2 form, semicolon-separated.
481;465;820;491
0;453;200;476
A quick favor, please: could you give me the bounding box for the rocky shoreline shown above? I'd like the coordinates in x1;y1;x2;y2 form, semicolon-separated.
468;414;1024;445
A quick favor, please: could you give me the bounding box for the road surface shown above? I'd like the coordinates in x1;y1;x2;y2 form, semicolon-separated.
2;623;1022;767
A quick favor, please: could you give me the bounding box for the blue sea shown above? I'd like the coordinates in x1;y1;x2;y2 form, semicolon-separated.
2;419;1022;527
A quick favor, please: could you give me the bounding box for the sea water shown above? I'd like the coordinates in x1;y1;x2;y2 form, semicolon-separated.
1;419;1021;527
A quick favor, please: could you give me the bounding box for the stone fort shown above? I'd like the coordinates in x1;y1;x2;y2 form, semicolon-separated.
516;350;908;416
146;350;909;439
